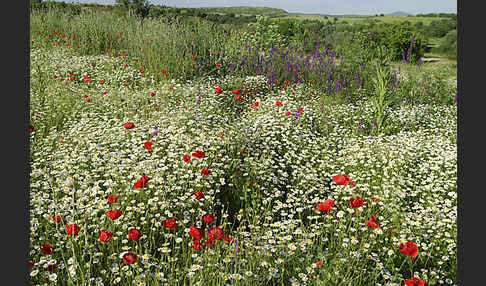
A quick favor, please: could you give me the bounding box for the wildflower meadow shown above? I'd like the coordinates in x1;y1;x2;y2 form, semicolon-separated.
29;3;457;286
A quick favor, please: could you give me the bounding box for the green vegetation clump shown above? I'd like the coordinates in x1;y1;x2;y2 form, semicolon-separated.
438;29;457;59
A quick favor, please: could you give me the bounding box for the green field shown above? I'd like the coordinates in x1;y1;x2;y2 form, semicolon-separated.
283;15;450;25
28;3;456;285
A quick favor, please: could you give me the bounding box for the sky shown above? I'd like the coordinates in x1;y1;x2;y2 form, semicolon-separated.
61;0;457;15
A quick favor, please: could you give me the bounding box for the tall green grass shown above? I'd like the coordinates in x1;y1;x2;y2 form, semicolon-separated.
30;8;239;81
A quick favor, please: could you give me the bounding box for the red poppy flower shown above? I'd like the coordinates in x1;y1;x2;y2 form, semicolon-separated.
99;230;113;242
144;141;153;151
349;197;365;208
317;200;334;211
183;155;191;162
106;210;123;220
47;264;57;271
128;229;142;241
192;150;205;158
214;87;222;94
99;80;104;85
40;244;54;255
189;226;204;240
232;89;240;94
107;195;119;204
29;262;34;269
134;175;150;189
404;277;429;286
207;227;224;240
223;234;234;242
162;218;178;229
201;168;211;176
51;215;61;223
399;241;418;258
150;92;156;97
205;239;215;247
29;124;35;133
123;122;135;129
315;261;323;268
253;102;259;108
53;75;57;79
366;216;381;228
86;98;90;102
191;238;203;250
235;95;243;101
194;191;204;199
202;213;215;224
122;252;137;264
332;174;350;186
139;70;144;74
65;224;81;236
275;101;283;107
350;181;356;188
285;111;291;116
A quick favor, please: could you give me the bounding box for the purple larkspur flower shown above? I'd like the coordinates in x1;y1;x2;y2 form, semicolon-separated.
197;88;201;105
234;240;239;255
294;106;302;120
313;41;320;59
335;79;341;93
268;71;275;84
358;118;364;132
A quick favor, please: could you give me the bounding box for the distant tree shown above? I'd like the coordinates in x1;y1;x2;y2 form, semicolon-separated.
333;17;338;22
30;0;43;10
380;13;384;17
115;0;150;19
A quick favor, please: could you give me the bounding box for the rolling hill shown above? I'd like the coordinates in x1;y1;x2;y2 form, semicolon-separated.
197;6;288;17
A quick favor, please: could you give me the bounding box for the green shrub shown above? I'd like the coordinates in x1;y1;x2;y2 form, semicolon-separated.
439;29;457;59
394;70;456;105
